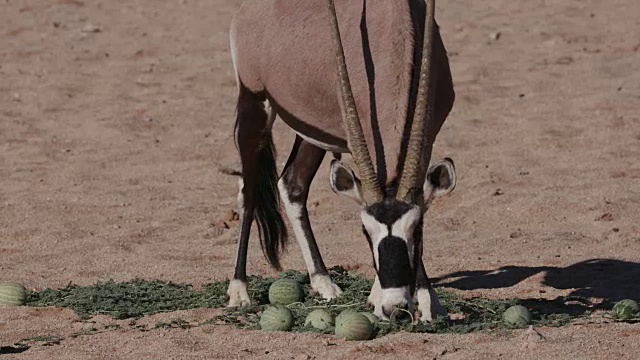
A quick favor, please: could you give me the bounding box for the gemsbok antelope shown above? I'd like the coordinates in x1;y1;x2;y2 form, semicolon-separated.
225;0;457;322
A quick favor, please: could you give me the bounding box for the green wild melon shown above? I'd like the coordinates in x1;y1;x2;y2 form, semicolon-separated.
359;312;379;324
0;283;27;306
612;299;639;320
304;309;334;330
268;279;304;305
502;305;531;327
335;308;358;328
260;305;295;332
335;312;373;341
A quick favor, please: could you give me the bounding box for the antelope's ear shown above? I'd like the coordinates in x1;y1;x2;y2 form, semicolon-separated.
329;159;366;206
423;157;456;208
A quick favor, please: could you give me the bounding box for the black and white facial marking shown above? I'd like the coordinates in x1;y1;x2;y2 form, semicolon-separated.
329;158;457;320
360;200;422;318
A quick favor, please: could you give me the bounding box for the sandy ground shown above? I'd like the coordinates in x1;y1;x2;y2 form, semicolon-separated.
1;0;639;358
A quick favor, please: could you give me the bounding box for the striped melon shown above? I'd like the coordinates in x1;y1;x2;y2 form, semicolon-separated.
502;305;531;327
260;305;294;332
612;299;639;320
0;283;27;306
335;312;373;341
335;308;358;327
304;309;334;330
359;311;379;324
268;279;303;305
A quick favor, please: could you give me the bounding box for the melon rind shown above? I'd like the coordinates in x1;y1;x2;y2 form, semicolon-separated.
502;305;531;327
335;308;358;328
612;299;639;320
268;279;304;305
335;313;373;341
0;283;27;306
359;311;379;324
260;305;295;332
304;309;334;330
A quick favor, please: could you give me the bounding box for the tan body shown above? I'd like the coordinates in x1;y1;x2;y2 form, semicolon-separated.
230;0;455;187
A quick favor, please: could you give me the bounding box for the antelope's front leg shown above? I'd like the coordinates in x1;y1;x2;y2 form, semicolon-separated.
367;275;384;318
415;259;448;322
278;137;342;300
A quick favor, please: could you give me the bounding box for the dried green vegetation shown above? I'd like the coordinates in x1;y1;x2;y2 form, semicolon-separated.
24;266;625;338
28;278;231;320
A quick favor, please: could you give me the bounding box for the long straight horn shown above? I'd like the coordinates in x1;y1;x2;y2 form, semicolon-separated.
397;0;437;203
326;0;383;204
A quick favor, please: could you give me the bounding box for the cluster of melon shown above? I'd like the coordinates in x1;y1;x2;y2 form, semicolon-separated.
259;279;376;341
502;298;640;327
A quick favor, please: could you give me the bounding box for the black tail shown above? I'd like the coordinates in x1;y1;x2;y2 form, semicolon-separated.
253;133;288;270
232;85;289;271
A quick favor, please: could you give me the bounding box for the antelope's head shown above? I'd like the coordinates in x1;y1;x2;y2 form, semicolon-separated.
326;0;456;318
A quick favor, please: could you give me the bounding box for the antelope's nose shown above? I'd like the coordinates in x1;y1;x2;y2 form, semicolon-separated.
383;304;410;321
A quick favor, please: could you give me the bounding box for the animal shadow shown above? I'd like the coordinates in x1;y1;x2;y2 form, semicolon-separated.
433;258;640;316
0;346;29;355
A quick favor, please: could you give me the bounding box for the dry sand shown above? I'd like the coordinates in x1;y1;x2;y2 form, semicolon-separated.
1;0;639;358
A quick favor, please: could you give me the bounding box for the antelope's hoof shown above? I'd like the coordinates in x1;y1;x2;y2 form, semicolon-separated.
417;287;448;322
310;274;343;300
226;279;251;307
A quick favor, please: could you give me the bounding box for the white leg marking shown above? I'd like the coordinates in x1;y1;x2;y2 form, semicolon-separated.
236;178;244;222
262;99;276;128
278;180;313;269
227;179;250;308
367;276;383;318
310;274;342;300
417;287;448;322
226;279;251;307
278;179;342;300
233;178;245;269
